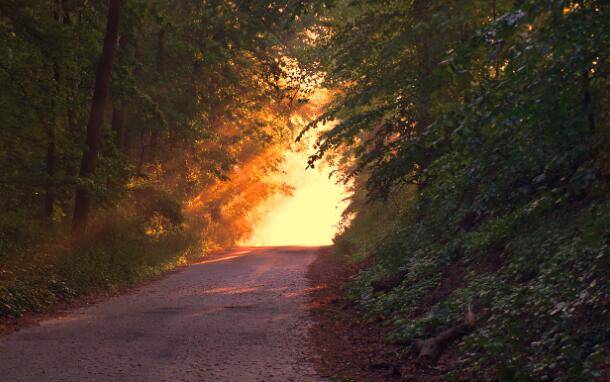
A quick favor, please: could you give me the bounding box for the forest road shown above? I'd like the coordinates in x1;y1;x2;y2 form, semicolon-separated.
0;247;325;382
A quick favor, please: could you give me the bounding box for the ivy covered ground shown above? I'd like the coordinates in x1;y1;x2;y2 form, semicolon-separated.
305;1;609;381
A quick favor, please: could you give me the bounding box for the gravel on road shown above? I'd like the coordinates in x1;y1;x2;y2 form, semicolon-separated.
0;247;325;382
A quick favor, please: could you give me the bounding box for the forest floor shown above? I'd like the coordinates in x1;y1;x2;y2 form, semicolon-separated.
308;249;461;382
0;247;323;382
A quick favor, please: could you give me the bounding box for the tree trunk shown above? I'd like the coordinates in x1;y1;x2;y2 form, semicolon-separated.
149;131;158;163
136;131;147;176
72;0;123;236
64;109;79;178
44;123;56;217
111;35;128;152
148;27;165;164
582;68;596;135
111;106;125;151
156;27;165;73
45;1;63;218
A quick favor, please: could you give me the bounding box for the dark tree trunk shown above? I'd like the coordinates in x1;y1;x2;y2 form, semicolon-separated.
111;35;128;152
136;131;147;176
148;27;165;164
72;0;123;236
44;123;56;217
582;68;596;135
156;27;165;73
45;1;62;218
64;109;79;178
67;109;78;133
111;106;126;150
149;131;158;163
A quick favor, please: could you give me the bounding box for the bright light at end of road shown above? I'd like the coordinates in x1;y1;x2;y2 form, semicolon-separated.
242;147;350;247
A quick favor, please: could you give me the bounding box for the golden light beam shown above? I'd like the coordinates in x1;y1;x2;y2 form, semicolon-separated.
242;145;349;247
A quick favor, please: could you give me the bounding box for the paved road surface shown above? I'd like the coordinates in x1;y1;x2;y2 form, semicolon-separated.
0;247;324;382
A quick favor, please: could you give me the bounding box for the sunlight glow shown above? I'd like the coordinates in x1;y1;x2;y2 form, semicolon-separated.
242;144;349;247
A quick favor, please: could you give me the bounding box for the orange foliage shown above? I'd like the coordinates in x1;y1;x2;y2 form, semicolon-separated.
185;145;294;249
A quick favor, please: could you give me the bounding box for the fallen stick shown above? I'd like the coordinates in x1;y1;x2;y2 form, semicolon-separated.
412;306;476;366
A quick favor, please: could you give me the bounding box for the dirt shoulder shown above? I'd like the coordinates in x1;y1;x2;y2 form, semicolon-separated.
307;249;467;382
307;248;406;381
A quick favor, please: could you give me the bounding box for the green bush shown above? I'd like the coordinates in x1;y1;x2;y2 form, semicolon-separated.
0;188;198;318
324;1;609;379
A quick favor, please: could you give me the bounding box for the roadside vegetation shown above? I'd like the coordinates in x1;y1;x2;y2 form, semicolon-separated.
0;1;319;319
303;1;609;380
1;1;608;380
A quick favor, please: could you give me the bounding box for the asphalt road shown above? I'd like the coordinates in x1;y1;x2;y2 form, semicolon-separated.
0;247;324;382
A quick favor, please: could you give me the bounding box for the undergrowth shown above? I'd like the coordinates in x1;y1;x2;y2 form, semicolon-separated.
326;2;609;380
0;187;199;319
336;193;608;381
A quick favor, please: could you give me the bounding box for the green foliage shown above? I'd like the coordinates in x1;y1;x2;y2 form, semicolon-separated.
308;0;609;380
0;0;314;228
0;188;195;318
334;182;416;262
0;1;318;318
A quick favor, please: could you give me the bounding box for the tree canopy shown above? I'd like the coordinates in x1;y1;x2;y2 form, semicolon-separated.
0;0;324;317
0;1;608;380
302;0;609;380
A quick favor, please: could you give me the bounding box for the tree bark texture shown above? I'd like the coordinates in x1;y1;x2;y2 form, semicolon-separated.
72;0;123;236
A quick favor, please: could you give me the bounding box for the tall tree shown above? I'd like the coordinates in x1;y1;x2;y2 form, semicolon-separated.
72;0;124;235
